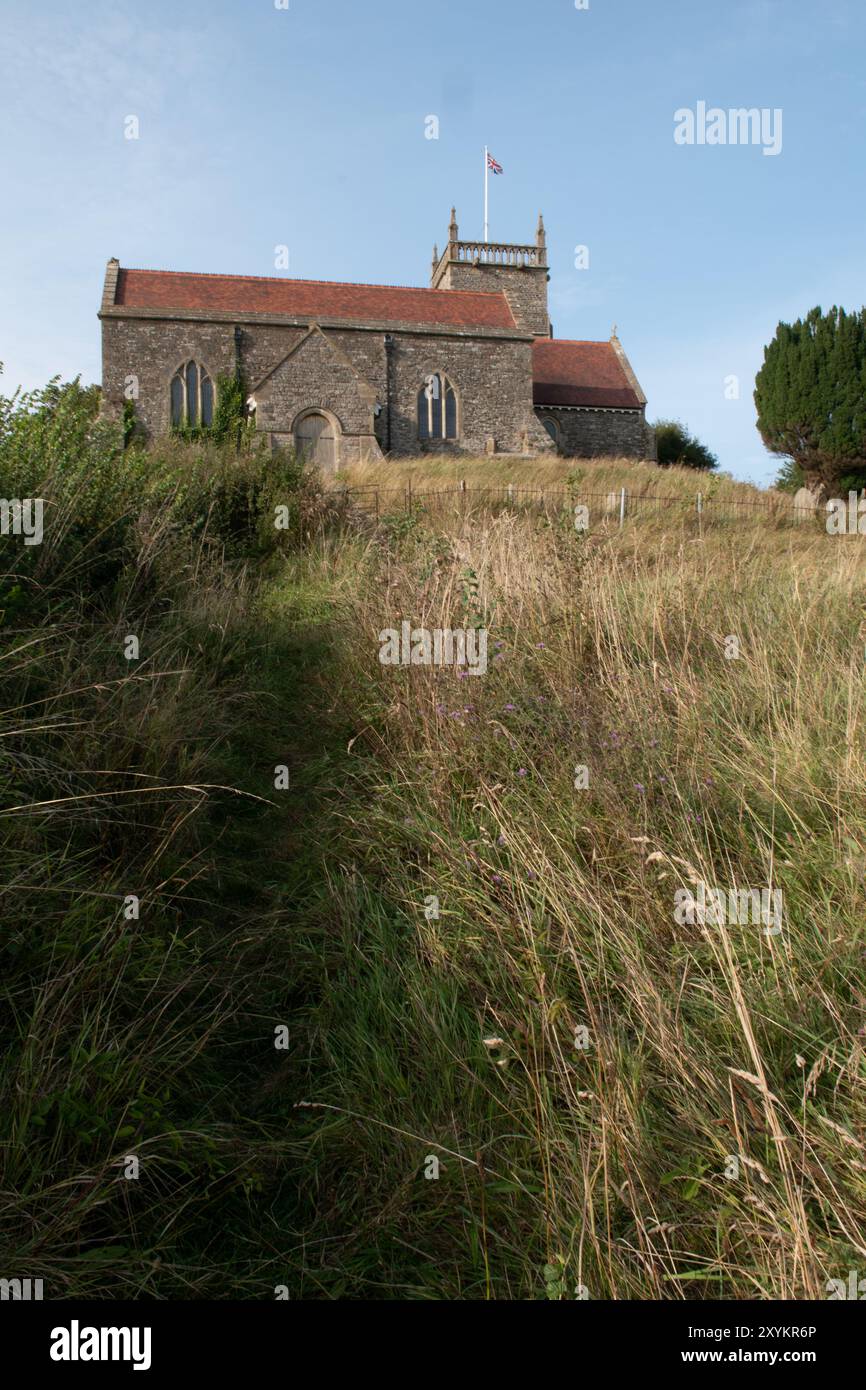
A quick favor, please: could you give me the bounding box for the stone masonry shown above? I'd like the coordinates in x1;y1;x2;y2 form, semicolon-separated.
99;211;652;469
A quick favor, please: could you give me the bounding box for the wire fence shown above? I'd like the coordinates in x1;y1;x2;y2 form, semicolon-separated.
338;481;830;532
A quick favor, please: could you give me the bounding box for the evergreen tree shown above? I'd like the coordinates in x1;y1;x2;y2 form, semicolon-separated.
755;306;866;499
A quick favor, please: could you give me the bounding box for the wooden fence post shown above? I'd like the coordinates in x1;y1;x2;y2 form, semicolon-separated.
619;487;627;529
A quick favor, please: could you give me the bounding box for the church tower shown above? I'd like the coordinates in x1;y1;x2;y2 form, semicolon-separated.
430;208;551;337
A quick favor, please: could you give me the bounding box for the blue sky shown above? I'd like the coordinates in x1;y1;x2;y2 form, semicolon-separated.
1;0;864;484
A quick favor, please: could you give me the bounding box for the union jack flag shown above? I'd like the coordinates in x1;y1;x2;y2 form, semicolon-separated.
487;152;503;175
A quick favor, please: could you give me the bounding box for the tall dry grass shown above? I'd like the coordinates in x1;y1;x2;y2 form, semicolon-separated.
336;452;778;506
287;497;866;1298
4;383;862;1298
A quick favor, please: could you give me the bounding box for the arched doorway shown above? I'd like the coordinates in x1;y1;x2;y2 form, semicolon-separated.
294;411;338;472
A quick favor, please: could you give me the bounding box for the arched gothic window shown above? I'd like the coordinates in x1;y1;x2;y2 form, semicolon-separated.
540;416;561;448
418;372;458;440
170;361;215;429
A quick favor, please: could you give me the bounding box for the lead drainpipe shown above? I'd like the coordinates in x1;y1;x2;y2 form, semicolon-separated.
233;325;244;448
384;334;395;454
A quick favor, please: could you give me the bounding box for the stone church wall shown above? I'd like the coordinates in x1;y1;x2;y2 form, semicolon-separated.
101;316;309;439
538;406;656;460
103;314;554;458
376;330;552;456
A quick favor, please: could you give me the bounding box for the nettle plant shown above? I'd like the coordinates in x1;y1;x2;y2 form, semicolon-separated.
458;565;485;630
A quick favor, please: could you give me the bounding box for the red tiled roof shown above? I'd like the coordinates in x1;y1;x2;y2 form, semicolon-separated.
533;339;641;409
113;268;517;330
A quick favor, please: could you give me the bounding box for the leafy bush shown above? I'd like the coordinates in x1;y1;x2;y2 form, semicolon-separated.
652;419;718;471
0;376;144;604
211;373;247;446
0;376;327;613
154;438;315;556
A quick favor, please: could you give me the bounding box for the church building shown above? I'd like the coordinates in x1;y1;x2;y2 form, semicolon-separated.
99;211;654;469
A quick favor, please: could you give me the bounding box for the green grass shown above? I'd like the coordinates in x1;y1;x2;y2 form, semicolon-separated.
273;498;866;1301
2;380;864;1299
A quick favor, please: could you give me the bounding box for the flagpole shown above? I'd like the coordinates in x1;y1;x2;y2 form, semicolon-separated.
483;145;489;243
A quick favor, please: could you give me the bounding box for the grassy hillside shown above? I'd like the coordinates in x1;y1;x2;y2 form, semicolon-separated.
2;387;863;1299
337;451;771;503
